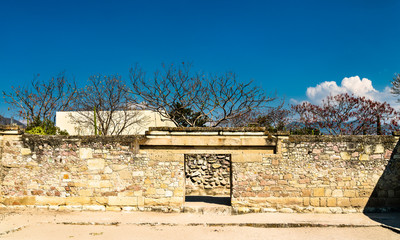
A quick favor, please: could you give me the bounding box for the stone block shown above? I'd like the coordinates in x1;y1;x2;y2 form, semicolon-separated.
80;148;93;159
82;205;105;211
340;152;351;160
132;171;144;177
374;144;384;154
173;188;185;197
111;164;127;171
314;207;331;214
343;190;356;197
320;197;327;207
87;158;105;170
100;181;113;188
279;208;294;213
280;197;303;206
92;197;108;205
118;191;134;197
138;197;145;206
165;190;174;197
262;208;278;213
337;198;350;207
134;190;143;196
283;174;293;180
108;196;138;206
310;198;320;207
78;189;94;197
359;154;369;161
235;207;251;214
327;198;337;207
325;189;332;197
312;149;322;154
122;207;137;211
119;170;132;180
58;206;73;211
332;189;343;197
144;178;152;185
144;197;183;207
301;189;311;197
156;189;165;195
20;148;32;155
4;196;36;205
313;188;325;197
73;182;88;188
350;198;368;207
65;197;91;205
106;206;122;211
88;180;100;188
329;207;343;213
145;188;156;195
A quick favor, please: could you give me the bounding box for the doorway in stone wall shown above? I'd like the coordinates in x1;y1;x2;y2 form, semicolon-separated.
184;154;232;207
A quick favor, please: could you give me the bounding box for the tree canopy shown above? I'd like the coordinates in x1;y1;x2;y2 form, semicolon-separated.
291;93;399;135
129;63;275;127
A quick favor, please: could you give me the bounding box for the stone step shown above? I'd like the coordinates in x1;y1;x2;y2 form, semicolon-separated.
182;205;232;215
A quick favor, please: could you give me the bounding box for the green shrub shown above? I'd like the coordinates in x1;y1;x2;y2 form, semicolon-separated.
25;118;68;135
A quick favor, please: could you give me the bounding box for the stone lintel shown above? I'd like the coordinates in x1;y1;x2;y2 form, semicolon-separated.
142;135;277;147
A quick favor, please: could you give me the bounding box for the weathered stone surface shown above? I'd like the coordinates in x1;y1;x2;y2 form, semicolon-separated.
87;158;105;170
144;197;183;207
185;154;230;196
313;188;325;197
0;131;399;214
65;197;91;205
80;148;93;159
332;189;343;197
20;148;32;155
3;196;36;205
340;152;351;160
108;196;138;206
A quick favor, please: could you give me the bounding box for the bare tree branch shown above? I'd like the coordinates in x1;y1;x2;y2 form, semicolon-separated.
2;72;77;124
129;63;275;127
70;74;147;136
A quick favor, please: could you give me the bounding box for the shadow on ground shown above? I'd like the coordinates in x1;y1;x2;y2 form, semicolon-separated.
185;196;231;206
363;139;400;230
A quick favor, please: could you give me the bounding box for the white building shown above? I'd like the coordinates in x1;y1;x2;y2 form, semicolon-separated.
56;110;176;135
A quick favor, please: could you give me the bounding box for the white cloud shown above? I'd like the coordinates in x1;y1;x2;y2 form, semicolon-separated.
305;76;399;108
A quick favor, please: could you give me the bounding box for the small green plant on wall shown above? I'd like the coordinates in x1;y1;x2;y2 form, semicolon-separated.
25;118;68;135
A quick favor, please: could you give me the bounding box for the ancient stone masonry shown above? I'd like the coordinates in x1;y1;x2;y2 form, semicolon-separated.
185;154;231;196
0;126;399;214
0;133;184;212
231;135;400;214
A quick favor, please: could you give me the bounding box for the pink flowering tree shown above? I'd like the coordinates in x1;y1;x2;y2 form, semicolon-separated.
291;93;400;135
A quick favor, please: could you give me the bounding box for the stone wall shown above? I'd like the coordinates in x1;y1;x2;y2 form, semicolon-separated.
185;154;231;196
0;134;184;212
0;126;399;213
231;135;400;213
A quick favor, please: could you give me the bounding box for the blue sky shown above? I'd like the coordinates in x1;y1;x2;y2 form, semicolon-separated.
1;0;400;118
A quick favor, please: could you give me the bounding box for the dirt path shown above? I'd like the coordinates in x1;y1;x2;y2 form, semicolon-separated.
0;209;399;240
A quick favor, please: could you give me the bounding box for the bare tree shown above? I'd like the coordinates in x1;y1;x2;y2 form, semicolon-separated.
229;99;291;130
129;63;274;127
2;72;77;124
71;74;147;136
